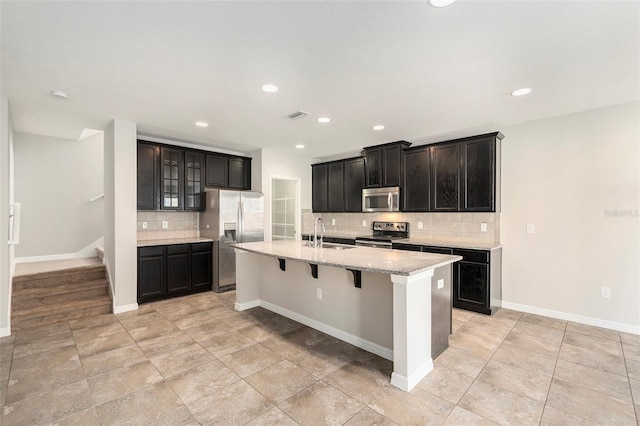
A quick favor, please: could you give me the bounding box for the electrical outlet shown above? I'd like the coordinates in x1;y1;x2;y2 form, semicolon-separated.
142;221;148;229
316;288;323;300
418;221;423;230
601;286;611;298
162;221;168;229
437;279;444;289
527;224;535;234
480;222;487;233
362;220;367;227
331;218;336;226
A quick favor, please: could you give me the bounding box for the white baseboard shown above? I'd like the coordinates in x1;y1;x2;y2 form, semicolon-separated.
235;300;260;311
260;300;394;361
113;303;138;315
15;253;78;263
391;358;433;392
15;237;105;264
0;327;10;338
502;301;640;335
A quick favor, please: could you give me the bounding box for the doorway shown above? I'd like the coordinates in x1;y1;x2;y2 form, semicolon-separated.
271;178;299;240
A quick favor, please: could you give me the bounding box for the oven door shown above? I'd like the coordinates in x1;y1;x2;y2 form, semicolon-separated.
362;187;400;212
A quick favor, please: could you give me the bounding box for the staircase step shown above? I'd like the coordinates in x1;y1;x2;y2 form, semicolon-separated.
12;266;106;290
12;279;110;310
12;295;111;323
11;301;112;332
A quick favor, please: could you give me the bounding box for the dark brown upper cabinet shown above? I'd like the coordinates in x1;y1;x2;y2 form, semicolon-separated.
343;157;365;212
137;140;252;212
402;146;430;212
137;142;160;210
429;132;502;212
363;141;411;188
460;136;497;212
327;162;345;212
430;143;460;212
228;156;251;190
184;151;204;211
312;163;329;212
312;157;364;213
205;154;228;187
160;146;184;210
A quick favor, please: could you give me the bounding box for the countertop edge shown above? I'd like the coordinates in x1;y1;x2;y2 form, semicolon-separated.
137;237;214;247
232;242;461;276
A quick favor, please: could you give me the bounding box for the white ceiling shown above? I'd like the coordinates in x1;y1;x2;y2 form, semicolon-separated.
2;1;638;159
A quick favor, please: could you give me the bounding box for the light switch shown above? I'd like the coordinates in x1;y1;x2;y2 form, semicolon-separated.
480;222;487;233
418;221;423;230
362;220;367;227
331;218;336;226
527;224;535;234
142;221;148;229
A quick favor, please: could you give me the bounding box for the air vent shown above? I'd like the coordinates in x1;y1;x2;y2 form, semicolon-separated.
288;110;310;120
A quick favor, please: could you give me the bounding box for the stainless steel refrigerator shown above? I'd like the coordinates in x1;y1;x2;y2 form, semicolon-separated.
199;189;264;292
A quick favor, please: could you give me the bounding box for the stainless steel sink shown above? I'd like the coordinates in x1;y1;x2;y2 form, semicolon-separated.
302;242;356;250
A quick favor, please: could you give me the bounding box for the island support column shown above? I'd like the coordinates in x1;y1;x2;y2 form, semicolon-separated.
390;269;434;391
234;249;261;310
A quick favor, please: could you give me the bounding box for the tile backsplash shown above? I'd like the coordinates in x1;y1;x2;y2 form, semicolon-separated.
137;211;199;241
302;210;500;244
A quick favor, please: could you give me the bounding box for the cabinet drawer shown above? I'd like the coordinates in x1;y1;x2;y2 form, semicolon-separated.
139;246;164;257
392;243;423;252
452;249;489;263
191;242;213;253
422;246;454;255
167;244;189;255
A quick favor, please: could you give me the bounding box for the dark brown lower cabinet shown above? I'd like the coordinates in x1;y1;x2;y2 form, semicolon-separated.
392;243;502;316
138;242;213;303
452;249;501;315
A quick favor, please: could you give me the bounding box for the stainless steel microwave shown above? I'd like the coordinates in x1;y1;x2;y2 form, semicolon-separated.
362;187;400;212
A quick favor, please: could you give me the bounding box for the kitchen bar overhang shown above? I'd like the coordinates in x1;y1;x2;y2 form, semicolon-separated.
231;240;461;391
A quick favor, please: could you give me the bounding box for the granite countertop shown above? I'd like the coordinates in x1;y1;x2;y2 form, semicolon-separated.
137;237;214;247
231;240;461;276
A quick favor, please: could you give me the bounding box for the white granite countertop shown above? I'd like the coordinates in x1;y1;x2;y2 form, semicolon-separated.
137;237;214;247
231;240;461;276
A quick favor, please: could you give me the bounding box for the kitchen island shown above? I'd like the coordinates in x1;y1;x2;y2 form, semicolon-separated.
232;240;461;391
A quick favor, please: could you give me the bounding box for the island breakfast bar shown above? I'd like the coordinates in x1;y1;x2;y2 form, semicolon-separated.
231;240;461;391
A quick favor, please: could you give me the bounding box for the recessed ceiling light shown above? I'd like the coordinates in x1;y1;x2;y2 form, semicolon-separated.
373;125;385;131
262;84;279;93
195;121;209;127
429;0;456;7
317;117;331;123
511;88;532;97
50;90;69;99
295;144;305;149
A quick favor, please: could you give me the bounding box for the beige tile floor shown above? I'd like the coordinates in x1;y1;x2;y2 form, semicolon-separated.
1;291;638;425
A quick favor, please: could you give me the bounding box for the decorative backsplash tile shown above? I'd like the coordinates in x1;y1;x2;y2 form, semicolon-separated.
302;210;501;244
136;211;199;241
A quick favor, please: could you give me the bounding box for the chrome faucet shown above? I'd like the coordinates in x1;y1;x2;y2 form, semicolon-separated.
313;217;325;248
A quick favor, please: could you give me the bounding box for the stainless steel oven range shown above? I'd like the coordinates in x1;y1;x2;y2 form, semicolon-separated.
355;221;409;249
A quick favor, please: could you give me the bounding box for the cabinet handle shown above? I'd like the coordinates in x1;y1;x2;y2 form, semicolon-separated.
388;193;392;211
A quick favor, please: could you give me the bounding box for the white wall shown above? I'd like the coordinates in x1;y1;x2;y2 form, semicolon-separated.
0;97;12;335
254;148;316;241
501;102;640;331
104;120;138;313
13;132;104;258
